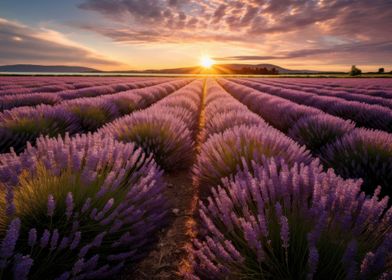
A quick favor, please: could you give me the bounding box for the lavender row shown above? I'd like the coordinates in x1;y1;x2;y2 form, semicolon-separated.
230;78;392;133
274;78;392;92
0;78;121;95
0;79;191;154
0;77;156;94
188;79;392;279
0;78;170;111
100;80;204;171
247;78;392;110
219;79;323;133
259;78;392;99
219;79;392;197
193;79;313;198
0;133;169;279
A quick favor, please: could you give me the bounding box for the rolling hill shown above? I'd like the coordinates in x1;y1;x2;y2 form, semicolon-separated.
0;64;100;73
0;63;323;74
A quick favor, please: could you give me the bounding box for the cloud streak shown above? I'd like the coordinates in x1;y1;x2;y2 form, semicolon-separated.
215;41;392;61
0;18;123;68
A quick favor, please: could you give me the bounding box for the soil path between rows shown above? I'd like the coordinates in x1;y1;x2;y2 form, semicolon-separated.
124;170;195;280
122;78;207;279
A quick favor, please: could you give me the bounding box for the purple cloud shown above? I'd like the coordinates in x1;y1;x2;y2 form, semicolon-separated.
77;0;392;42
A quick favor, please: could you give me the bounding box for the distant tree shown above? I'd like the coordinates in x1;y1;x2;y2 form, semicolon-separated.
238;66;279;75
378;68;385;73
271;67;278;75
349;65;362;76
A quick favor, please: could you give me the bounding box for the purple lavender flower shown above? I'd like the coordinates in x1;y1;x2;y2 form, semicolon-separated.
81;197;91;214
278;214;290;250
94;199;114;221
5;186;15;216
50;229;59;251
65;192;74;221
40;229;51;248
47;194;55;217
58;237;69;250
0;218;20;260
28;229;37;247
13;254;33;280
72;258;84;276
307;246;319;279
70;231;82;250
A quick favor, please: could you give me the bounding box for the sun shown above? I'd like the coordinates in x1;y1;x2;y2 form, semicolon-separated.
200;56;215;68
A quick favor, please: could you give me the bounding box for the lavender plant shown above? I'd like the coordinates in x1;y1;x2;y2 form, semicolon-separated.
64;98;120;132
103;92;141;115
101;110;194;171
194;125;312;197
321;128;392;197
100;80;201;171
204;100;250;121
288;114;355;154
205;110;268;136
0;105;79;153
0;93;61;111
190;158;392;279
0;133;168;279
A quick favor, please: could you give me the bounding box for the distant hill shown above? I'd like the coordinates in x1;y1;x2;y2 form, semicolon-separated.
118;63;322;74
0;64;100;73
214;63;321;74
0;63;323;74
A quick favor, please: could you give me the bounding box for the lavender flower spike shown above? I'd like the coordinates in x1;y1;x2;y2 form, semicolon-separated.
65;192;74;220
0;218;21;260
47;194;55;217
13;254;33;280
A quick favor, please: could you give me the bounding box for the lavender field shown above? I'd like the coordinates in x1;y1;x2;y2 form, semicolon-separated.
0;76;392;279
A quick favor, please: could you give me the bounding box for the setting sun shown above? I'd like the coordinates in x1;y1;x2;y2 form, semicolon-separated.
200;56;215;68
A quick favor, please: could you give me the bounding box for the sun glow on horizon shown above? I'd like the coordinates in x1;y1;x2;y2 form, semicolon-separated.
200;56;215;68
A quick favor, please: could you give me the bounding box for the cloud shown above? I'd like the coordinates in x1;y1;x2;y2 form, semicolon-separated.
72;22;249;44
78;0;169;24
214;41;392;64
0;18;123;68
76;0;392;52
214;55;283;61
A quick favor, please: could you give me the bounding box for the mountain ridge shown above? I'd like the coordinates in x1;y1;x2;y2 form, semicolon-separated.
0;63;323;74
0;64;100;73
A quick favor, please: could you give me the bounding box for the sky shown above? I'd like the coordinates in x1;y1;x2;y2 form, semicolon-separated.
0;0;391;71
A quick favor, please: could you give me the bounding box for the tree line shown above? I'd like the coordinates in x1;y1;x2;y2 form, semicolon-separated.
234;67;279;75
